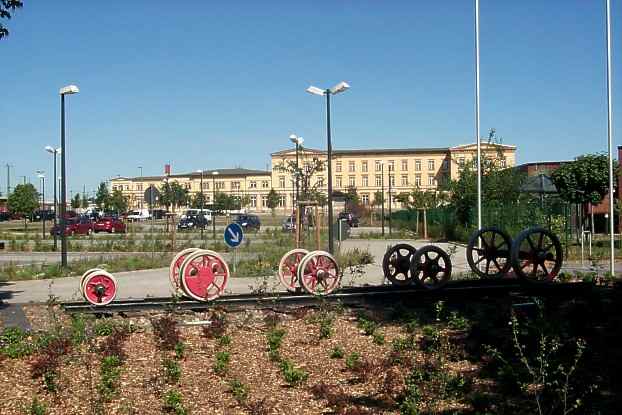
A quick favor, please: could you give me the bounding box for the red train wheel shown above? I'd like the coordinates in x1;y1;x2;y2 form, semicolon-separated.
169;248;199;295
179;250;229;301
82;270;118;305
80;268;104;298
277;249;309;292
298;251;341;296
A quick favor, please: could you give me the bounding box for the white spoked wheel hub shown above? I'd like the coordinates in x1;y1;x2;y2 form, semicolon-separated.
179;249;229;302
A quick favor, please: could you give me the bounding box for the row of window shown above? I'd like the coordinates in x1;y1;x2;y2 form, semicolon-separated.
113;180;271;192
335;159;449;173
277;174;442;188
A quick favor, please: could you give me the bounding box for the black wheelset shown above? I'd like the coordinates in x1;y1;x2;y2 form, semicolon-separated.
409;245;452;290
382;244;417;286
466;227;513;278
510;227;563;283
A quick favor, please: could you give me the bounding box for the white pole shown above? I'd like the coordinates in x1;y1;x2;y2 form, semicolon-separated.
475;0;482;233
605;0;615;277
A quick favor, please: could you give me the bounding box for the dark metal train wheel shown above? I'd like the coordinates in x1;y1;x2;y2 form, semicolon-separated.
510;227;563;283
466;227;512;278
410;245;452;290
382;244;417;286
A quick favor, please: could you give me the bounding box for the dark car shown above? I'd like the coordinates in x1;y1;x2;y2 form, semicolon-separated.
31;209;55;222
233;214;261;231
94;217;126;233
50;217;94;236
151;209;167;220
338;211;359;227
177;215;208;231
0;212;10;222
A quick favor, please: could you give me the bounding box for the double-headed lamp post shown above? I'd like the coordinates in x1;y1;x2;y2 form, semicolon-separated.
197;170;204;240
36;171;46;239
45;146;61;251
59;84;79;267
212;171;219;239
306;81;350;254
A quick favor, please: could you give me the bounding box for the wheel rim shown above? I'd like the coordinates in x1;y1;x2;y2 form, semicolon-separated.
410;246;452;290
180;250;229;301
511;228;562;283
169;248;199;295
80;268;104;299
382;244;417;286
83;271;117;305
278;249;309;292
299;251;340;296
466;227;512;278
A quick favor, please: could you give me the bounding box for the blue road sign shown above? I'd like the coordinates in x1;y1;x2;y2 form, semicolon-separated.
224;223;244;248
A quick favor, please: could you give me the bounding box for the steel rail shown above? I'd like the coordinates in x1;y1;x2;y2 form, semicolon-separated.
60;280;596;315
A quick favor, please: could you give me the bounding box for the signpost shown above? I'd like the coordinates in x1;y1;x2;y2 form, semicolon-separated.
224;223;244;273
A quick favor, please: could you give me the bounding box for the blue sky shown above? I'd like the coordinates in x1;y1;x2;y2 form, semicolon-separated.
1;0;620;197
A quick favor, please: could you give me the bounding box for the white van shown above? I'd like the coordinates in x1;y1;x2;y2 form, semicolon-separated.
127;209;152;221
181;209;212;223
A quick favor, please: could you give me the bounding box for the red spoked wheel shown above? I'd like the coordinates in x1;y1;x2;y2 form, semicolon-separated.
277;249;309;292
80;268;104;295
82;270;118;305
169;248;199;295
298;251;341;296
179;250;229;301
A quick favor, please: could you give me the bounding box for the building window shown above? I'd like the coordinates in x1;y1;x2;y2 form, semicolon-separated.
261;195;268;207
137;184;143;191
428;174;435;186
415;175;421;187
459;157;465;167
262;180;269;188
250;195;257;207
362;175;368;187
249;181;257;189
336;161;342;173
202;182;209;190
232;181;240;190
415;160;421;171
348;176;355;187
278;196;286;207
442;160;449;170
375;175;382;187
126;185;130;190
348;161;355;172
401;175;408;186
279;176;285;188
336;176;342;188
389;175;395;186
500;159;507;168
362;161;368;172
216;182;225;190
375;160;382;172
317;177;324;187
401;160;408;171
388;160;394;172
428;160;435;171
361;194;369;205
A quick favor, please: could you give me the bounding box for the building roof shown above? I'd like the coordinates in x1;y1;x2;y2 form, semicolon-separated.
111;168;270;182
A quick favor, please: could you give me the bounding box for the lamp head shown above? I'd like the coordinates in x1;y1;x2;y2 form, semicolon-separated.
212;171;219;176
45;146;54;154
306;86;326;96
330;81;350;95
59;85;80;95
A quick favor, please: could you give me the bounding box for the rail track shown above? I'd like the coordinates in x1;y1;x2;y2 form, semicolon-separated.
60;279;599;314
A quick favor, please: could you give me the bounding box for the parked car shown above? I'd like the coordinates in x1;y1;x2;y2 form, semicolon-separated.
31;209;55;222
0;212;10;222
338;211;359;227
181;209;212;223
50;217;94;236
282;216;296;232
233;214;261;231
151;209;167;220
177;215;208;231
94;216;126;233
127;209;151;221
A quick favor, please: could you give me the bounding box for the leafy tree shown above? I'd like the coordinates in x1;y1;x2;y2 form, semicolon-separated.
160;181;188;212
95;182;110;211
81;193;89;209
266;189;280;216
274;153;326;201
0;0;23;40
238;194;251;210
7;183;38;230
109;189;128;214
71;193;81;209
213;192;237;213
190;192;207;209
551;154;611;205
395;188;445;238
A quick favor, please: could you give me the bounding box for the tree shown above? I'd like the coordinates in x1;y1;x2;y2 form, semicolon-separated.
238;194;251;210
274;153;326;201
0;0;23;40
7;183;38;231
81;193;89;209
71;193;81;209
160;181;188;212
109;189;128;214
95;182;110;211
551;154;611;205
266;188;280;216
395;188;445;238
190;192;207;209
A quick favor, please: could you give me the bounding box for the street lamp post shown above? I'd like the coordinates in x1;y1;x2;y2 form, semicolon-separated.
138;166;143;210
197;170;204;240
59;84;79;268
212;171;219;239
381;163;385;236
36;171;45;239
306;81;350;254
388;165;392;236
45;146;60;251
289;134;304;245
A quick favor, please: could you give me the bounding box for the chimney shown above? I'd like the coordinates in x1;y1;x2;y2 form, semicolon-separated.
164;164;171;176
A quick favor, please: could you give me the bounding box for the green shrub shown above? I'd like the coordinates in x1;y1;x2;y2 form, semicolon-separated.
0;327;34;358
28;396;46;415
163;358;182;384
345;352;361;370
267;328;286;352
98;355;122;400
163;390;187;415
279;359;308;386
214;351;230;375
330;346;344;359
228;379;249;403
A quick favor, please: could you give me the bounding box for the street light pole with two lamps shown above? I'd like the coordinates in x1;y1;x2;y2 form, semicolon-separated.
45;146;61;251
306;81;350;255
212;171;219;239
197;170;205;240
36;171;45;239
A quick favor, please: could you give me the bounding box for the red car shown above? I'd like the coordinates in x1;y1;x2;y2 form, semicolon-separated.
94;217;126;233
50;217;95;236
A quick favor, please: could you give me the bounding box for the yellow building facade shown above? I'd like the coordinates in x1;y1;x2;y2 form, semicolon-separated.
109;143;515;213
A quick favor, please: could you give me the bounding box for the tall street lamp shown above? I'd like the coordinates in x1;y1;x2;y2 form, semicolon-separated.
212;171;219;239
197;170;204;240
306;81;350;254
381;162;385;236
36;171;46;239
59;84;79;267
138;166;143;210
388;165;393;236
45;146;61;251
289;134;304;205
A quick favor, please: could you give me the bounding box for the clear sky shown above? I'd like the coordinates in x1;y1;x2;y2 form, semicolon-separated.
1;0;621;198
